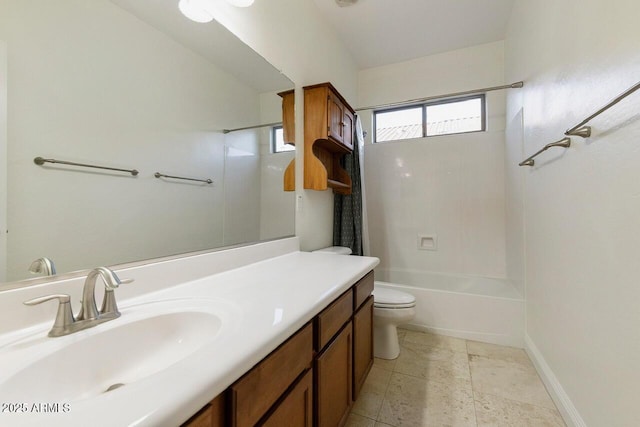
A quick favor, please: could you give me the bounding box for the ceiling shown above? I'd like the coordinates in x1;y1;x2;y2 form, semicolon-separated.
312;0;515;69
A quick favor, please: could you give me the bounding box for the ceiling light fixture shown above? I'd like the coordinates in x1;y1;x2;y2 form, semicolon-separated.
178;0;213;23
225;0;255;6
179;0;255;24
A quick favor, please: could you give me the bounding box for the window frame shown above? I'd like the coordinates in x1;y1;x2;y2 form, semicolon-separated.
271;125;294;153
373;94;486;143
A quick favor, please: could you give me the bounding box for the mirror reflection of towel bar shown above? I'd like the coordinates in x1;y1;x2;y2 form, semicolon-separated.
34;157;139;176
154;172;212;184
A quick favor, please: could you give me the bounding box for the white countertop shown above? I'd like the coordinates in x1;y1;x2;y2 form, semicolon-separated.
0;250;378;426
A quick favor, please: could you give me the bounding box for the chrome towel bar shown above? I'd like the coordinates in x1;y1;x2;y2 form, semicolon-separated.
565;81;640;137
154;172;212;184
223;121;282;134
34;157;139;176
519;137;571;167
519;80;639;167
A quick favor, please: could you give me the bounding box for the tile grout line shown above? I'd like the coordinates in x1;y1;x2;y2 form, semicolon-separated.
464;339;480;427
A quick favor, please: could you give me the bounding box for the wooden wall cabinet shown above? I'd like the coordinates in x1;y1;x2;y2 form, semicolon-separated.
303;83;356;195
183;271;374;427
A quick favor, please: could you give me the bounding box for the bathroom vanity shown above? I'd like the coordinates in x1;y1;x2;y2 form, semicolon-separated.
184;271;374;427
0;238;378;427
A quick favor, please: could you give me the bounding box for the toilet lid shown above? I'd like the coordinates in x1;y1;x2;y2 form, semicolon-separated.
373;287;416;308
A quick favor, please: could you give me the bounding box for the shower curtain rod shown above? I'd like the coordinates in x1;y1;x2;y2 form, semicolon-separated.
354;81;524;111
223;121;282;134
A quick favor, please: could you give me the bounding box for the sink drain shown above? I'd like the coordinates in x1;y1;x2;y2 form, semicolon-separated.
104;383;126;393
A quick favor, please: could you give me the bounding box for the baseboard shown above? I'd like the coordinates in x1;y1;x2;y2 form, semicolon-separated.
401;323;524;348
524;334;587;427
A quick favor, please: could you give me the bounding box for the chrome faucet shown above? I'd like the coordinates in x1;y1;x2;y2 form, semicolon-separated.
23;267;133;337
28;257;57;276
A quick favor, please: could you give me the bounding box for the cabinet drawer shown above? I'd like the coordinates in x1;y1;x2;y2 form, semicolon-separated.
230;323;313;427
182;404;211;427
315;290;353;351
353;271;374;310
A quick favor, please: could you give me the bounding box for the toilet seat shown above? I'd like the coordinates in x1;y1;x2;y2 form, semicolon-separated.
372;287;416;309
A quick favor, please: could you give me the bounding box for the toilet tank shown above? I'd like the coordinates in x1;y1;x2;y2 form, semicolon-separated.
312;246;352;255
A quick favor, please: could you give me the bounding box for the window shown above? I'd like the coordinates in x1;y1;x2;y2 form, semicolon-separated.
271;126;295;153
374;95;485;143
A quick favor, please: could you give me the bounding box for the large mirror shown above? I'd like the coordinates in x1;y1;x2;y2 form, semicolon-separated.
0;0;295;288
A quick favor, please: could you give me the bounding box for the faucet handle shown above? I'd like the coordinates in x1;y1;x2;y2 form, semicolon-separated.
100;277;133;317
24;294;75;337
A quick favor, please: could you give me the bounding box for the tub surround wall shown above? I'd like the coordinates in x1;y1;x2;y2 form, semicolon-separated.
358;42;507;279
505;1;640;426
375;269;523;347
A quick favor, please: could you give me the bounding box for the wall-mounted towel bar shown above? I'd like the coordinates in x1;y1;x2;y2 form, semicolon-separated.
519;137;571;167
223;121;282;134
34;157;139;176
565;81;640;137
154;172;212;184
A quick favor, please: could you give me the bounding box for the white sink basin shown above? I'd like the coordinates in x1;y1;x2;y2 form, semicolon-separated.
0;298;234;402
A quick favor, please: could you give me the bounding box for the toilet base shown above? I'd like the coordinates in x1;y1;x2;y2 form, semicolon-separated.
373;322;401;359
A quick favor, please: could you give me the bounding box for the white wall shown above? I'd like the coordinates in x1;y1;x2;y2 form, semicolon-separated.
505;1;640;426
358;42;507;279
0;42;6;281
204;0;359;251
0;1;263;281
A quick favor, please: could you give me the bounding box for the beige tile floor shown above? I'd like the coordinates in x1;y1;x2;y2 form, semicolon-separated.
346;329;566;427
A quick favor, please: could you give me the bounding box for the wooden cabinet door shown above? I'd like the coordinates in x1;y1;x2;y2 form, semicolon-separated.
315;322;353;427
353;296;374;400
262;369;313;427
342;108;354;151
182;394;225;427
182;404;212;427
327;92;346;144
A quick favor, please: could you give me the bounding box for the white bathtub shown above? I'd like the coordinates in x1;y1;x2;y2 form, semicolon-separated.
375;269;524;347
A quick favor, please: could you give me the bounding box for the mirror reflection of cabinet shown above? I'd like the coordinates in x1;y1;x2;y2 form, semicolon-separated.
279;90;296;145
280;90;296;192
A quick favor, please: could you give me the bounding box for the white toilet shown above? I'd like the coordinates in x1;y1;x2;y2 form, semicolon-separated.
371;286;416;359
312;246;416;360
